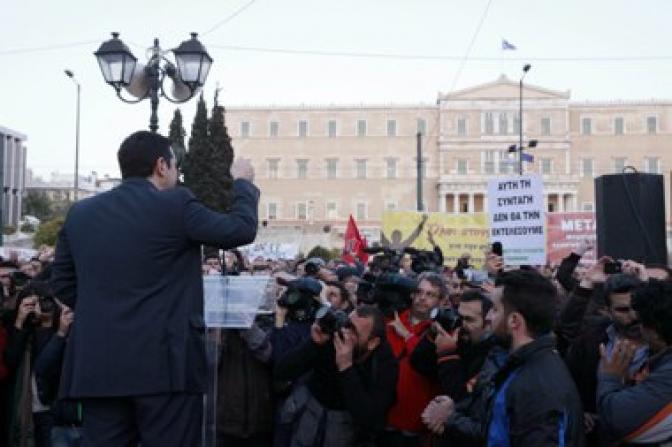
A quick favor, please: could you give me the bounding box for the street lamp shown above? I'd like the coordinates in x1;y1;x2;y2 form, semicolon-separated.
518;63;531;175
508;139;538;174
94;32;213;132
64;70;81;201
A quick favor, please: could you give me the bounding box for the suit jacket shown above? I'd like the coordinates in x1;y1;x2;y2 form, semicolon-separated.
51;178;259;398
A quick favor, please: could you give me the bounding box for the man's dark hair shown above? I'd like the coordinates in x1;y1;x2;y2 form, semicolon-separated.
0;260;18;269
416;271;448;300
632;280;672;345
495;269;557;338
460;289;493;320
325;281;350;305
118;131;173;179
604;274;641;306
356;304;386;340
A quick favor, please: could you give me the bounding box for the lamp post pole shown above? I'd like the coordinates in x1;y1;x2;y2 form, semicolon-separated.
519;64;531;175
65;70;81;201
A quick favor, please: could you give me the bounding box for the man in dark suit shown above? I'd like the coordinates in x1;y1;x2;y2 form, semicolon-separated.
51;130;260;446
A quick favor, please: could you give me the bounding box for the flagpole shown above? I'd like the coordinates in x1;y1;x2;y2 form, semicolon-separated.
519;64;531;176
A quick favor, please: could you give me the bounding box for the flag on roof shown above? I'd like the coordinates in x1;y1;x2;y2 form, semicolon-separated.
502;39;517;50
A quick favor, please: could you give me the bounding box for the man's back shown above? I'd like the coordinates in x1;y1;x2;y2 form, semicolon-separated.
53;178;259;398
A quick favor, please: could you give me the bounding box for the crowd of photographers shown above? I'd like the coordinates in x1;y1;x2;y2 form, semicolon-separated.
0;237;670;446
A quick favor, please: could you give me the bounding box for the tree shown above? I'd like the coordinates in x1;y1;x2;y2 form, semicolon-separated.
183;95;213;205
207;91;234;211
307;245;334;261
23;191;52;220
33;216;65;247
168;108;187;180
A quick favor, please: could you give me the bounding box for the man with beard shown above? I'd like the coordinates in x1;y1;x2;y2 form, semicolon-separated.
562;262;647;444
597;280;672;446
274;305;398;447
485;269;584;446
383;272;445;446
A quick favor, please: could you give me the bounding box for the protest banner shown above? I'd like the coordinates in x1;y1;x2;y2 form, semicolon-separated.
382;211;489;267
546;212;596;265
240;242;300;261
487;174;546;265
0;246;38;262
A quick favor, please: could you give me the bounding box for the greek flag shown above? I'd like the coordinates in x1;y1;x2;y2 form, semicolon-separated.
502;39;517;50
521;153;534;163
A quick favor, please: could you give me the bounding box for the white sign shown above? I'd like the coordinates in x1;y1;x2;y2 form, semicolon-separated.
240;242;300;261
487;174;546;265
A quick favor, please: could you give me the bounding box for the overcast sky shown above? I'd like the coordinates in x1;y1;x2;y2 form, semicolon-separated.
1;0;671;179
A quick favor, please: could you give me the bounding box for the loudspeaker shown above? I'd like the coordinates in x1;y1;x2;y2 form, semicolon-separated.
595;173;667;265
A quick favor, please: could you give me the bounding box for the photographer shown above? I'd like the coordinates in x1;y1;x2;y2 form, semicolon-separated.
5;281;59;447
383;272;445;446
274;305;398;447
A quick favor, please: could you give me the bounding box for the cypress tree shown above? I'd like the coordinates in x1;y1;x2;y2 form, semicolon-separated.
207;90;235;211
168;108;187;180
184;95;213;206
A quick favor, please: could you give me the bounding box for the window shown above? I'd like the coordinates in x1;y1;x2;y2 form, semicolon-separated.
614;157;627;174
240;121;250;138
614;117;624;135
328;120;337;137
541;158;553;175
326;201;338;219
386;158;398;179
267;202;278;220
647;116;657;134
267;158;280;179
355;159;367;179
541;118;551;136
581;118;592;135
499;150;514;174
357;120;367;137
498;113;508;135
483;151;496;174
296;203;307;220
484;113;494;135
461;203;469;213
581;158;594;177
417;119;427;136
356;202;367;221
457;159;468;175
387;120;397;137
385;201;398;211
457;118;467;136
548;202;555;213
582;203;594;212
296;159;308;179
645;157;660;174
298;120;308;137
326;158;338;179
269;121;279;137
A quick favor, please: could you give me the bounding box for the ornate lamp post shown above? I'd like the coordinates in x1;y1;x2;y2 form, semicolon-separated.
94;32;213;132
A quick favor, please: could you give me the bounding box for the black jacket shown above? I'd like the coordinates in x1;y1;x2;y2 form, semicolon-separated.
274;337;398;440
51;178;259;398
485;335;585;447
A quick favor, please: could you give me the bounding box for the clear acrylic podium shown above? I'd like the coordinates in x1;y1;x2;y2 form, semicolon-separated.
201;275;276;447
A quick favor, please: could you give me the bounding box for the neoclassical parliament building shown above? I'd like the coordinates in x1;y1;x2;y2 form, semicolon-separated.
227;76;671;245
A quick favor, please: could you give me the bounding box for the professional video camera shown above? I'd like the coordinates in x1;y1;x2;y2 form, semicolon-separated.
277;277;323;322
363;247;404;275
428;307;462;337
404;247;443;275
359;273;417;317
315;305;351;336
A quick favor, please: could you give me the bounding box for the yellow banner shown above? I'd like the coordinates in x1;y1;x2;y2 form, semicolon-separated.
381;211;490;267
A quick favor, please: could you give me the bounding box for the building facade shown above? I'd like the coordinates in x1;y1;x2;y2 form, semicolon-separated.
227;76;672;246
0;126;27;228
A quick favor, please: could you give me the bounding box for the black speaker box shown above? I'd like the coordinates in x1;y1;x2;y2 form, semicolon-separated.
595;173;667;265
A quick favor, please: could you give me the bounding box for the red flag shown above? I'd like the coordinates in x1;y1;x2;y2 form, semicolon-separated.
342;215;369;265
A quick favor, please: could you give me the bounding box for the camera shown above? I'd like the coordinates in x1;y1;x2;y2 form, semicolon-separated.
405;248;442;274
362;273;417;317
12;271;31;289
363;247;404;274
429;307;462;337
277;277;323;322
315;306;351;336
604;261;623;275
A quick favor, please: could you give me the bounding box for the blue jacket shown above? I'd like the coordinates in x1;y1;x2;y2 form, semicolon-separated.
51;178;259;398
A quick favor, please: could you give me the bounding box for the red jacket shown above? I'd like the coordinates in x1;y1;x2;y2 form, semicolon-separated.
385;310;441;433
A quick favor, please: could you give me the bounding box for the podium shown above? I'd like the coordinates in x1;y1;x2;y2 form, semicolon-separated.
202;275;276;446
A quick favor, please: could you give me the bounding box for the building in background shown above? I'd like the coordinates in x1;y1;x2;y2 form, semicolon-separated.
26;171;121;208
0;126;27;228
227;76;671;249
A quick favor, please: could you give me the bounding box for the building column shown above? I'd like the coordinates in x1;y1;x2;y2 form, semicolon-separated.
544;194;549;213
439;193;446;213
571;194;578;212
453;193;460;214
558;194;565;212
468;193;475;214
482;194;488;212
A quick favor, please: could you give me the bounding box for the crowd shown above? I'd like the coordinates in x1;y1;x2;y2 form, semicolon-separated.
0;239;669;447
